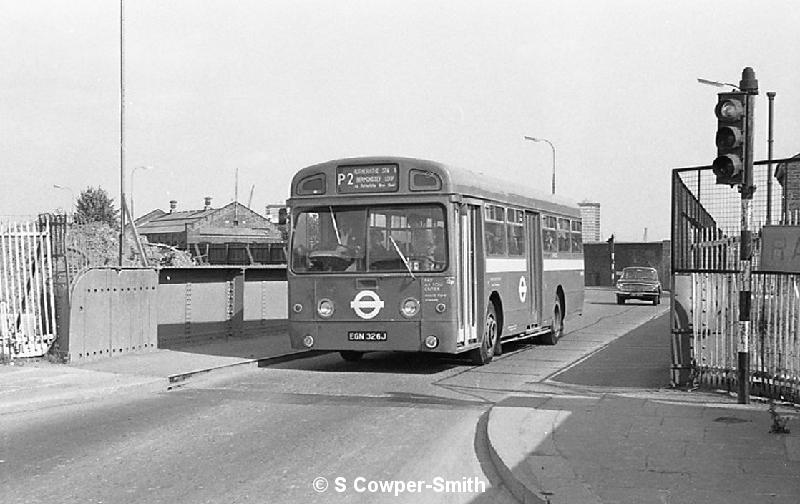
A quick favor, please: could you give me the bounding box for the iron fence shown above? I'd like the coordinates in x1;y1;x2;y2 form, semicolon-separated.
0;217;58;359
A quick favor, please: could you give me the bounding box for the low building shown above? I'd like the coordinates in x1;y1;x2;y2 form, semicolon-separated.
135;198;285;265
774;153;800;221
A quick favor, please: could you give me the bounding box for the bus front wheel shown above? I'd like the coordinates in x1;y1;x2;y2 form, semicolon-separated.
340;351;364;362
470;304;497;365
541;298;563;346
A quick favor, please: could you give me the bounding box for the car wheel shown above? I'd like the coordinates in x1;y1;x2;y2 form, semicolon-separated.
470;303;497;365
616;295;625;305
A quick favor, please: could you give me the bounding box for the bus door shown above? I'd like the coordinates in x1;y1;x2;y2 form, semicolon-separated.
458;204;479;345
526;211;543;324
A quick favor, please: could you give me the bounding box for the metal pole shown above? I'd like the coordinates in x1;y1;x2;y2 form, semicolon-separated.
738;67;758;404
548;140;556;195
766;92;775;224
130;166;136;223
119;0;126;267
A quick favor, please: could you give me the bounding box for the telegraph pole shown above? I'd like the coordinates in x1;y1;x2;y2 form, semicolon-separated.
119;0;127;266
738;67;758;404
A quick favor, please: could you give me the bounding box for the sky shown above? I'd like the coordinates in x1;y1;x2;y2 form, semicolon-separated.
2;0;799;241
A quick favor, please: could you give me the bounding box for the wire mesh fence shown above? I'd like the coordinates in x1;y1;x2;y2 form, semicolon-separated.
672;162;800;401
673;162;783;273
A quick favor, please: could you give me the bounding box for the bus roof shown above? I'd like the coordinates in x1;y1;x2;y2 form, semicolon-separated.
290;156;580;217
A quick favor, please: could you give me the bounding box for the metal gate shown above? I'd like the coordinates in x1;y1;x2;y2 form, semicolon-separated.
0;219;58;359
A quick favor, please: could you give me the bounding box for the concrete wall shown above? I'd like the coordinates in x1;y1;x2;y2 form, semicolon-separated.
61;266;287;362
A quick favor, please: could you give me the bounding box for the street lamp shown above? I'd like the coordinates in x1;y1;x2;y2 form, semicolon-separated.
130;165;153;221
524;136;556;195
53;184;75;213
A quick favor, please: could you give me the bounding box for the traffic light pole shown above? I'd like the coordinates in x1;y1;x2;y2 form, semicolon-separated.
738;67;758;404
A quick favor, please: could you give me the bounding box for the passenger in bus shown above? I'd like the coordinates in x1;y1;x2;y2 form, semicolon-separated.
368;229;394;270
430;227;446;269
409;214;436;270
369;229;390;256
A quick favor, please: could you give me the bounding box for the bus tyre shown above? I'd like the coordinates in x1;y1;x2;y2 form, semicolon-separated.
470;304;497;365
541;299;562;346
340;351;364;362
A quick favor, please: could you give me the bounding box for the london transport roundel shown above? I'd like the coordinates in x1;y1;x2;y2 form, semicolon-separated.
519;276;527;303
350;290;385;320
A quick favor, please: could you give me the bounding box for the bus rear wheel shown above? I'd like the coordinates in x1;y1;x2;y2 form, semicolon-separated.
340;351;364;362
470;303;497;365
541;298;563;346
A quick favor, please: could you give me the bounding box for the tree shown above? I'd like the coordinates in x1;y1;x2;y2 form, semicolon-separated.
75;186;119;228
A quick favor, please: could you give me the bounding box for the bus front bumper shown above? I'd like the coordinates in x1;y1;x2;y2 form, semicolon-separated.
289;321;460;354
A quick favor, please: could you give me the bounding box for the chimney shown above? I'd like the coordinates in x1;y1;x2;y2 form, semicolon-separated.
204;196;212;210
169;200;177;213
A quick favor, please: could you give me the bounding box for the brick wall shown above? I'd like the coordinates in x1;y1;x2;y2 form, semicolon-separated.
775;156;800;219
584;241;671;290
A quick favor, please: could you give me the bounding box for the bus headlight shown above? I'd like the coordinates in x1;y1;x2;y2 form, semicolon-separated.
424;335;439;349
317;298;335;318
401;297;420;317
302;335;314;348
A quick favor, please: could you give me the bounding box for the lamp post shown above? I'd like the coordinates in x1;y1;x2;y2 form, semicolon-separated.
53;184;75;213
524;136;556;195
130;165;153;221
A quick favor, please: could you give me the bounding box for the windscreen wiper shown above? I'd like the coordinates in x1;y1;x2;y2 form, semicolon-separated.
389;236;416;281
329;206;342;245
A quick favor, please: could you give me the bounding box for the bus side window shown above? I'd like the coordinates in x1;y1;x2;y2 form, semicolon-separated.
485;222;506;255
557;218;571;252
507;209;525;256
542;215;557;253
571;220;583;253
485;205;507;256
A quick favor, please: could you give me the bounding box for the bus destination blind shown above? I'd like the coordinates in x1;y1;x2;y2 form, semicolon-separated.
336;164;399;193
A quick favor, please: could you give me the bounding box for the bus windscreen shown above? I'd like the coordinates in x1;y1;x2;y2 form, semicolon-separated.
291;205;447;273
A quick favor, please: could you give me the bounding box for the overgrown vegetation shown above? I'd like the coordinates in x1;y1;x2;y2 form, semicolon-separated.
66;221;195;270
75;187;119;228
768;400;791;434
59;186;194;269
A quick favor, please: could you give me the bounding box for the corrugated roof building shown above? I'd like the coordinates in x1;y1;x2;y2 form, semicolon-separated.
135;198;285;265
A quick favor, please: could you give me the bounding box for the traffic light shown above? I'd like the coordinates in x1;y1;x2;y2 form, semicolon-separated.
712;92;747;186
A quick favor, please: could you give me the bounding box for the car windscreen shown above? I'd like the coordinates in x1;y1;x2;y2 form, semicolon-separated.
621;268;658;281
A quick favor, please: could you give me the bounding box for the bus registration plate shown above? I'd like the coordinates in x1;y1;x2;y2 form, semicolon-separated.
348;331;387;342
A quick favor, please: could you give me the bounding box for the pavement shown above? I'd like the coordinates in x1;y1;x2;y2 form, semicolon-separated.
487;391;800;504
0;332;312;414
2;321;799;504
